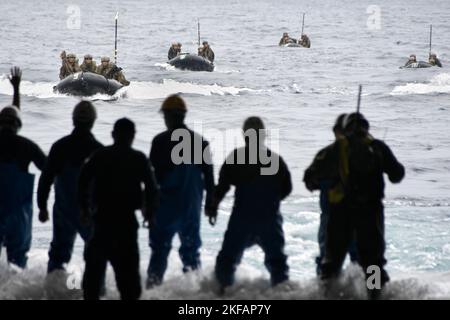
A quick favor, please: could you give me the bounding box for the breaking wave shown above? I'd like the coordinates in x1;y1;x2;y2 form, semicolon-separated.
1;252;448;300
391;73;450;95
0;76;254;101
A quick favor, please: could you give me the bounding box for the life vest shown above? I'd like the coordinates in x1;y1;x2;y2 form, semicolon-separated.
328;135;381;204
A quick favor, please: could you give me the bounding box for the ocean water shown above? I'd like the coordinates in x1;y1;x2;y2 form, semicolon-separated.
0;0;450;299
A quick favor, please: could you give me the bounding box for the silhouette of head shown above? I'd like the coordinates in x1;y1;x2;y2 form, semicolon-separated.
161;95;187;129
243;116;266;146
0;105;21;134
333;113;347;138
112;118;135;146
344;112;370;136
72;100;97;130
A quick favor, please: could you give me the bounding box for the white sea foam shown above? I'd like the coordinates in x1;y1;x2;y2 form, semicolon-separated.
391;73;450;95
0;76;253;100
0;254;447;300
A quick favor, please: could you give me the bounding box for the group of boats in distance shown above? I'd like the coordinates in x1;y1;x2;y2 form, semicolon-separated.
53;15;443;97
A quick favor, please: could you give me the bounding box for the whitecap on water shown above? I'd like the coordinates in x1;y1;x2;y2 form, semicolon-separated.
391;73;450;95
124;79;254;99
0;75;254;101
1;254;448;300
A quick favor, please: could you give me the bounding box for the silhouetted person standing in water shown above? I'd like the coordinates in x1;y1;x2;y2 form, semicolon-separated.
146;95;214;288
0;67;47;269
306;114;358;275
37;101;103;273
304;113;405;299
79;118;158;300
212;117;292;293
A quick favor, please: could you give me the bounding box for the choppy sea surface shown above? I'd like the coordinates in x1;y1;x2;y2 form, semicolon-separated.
0;0;450;299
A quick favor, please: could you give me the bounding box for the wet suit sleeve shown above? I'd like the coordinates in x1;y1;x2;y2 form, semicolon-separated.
202;140;215;209
78;153;97;212
303;148;328;191
31;141;47;171
279;157;293;200
377;141;405;183
303;143;338;192
213;160;233;209
12;80;19;109
37;144;60;210
149;135;165;183
141;156;160;219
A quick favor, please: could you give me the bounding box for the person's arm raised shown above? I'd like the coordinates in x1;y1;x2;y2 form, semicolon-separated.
9;67;21;109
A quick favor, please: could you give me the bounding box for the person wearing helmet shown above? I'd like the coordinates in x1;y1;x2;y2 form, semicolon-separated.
200;41;215;63
304;112;405;299
212;117;292;294
429;53;442;67
303;114;358;276
279;32;296;46
96;56;130;86
298;34;311;48
168;43;179;60
0;72;47;269
404;54;417;67
146;94;214;289
78;118;159;300
197;45;204;56
80;54;97;73
59;50;81;80
37;101;103;275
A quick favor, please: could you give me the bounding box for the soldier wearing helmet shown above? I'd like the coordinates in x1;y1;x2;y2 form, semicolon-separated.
298;34;311;48
279;32;296;46
37;100;103;274
429;53;442;67
200;41;215;63
80;54;97;73
0;67;47;269
96;56;130;86
168;43;179;60
404;54;417;67
59;50;81;80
